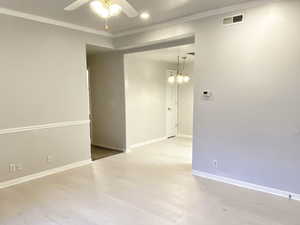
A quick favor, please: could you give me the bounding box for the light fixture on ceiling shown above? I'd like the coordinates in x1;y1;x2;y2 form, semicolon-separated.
140;12;150;20
168;75;176;84
90;1;122;18
168;56;191;84
65;0;139;30
90;0;122;29
183;75;190;83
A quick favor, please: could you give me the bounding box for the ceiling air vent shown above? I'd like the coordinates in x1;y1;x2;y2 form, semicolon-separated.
223;14;243;25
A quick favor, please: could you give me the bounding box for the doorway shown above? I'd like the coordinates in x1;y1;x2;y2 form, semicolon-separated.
86;45;125;160
124;43;195;149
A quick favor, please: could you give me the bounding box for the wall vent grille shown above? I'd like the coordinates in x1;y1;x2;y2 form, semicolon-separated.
223;14;243;25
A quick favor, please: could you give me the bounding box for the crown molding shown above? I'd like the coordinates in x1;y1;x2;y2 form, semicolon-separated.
0;0;274;40
112;0;273;38
0;7;112;37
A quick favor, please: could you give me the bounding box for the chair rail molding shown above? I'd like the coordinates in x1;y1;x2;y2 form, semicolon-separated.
0;120;90;135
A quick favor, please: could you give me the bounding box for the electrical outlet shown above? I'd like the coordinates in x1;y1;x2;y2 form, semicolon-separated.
47;155;54;163
213;160;218;168
9;164;16;172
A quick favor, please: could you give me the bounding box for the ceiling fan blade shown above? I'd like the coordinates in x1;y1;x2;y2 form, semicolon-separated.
113;0;138;17
64;0;90;11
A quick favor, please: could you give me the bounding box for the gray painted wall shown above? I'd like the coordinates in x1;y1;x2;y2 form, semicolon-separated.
192;1;300;194
87;52;127;151
0;14;111;183
114;0;300;194
124;55;176;147
178;63;194;136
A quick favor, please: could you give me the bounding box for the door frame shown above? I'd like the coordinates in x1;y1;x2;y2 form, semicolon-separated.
166;70;178;138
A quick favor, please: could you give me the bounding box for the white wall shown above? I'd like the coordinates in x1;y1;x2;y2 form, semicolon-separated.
87;52;127;151
178;63;194;137
125;55;176;147
114;0;300;195
0;14;110;183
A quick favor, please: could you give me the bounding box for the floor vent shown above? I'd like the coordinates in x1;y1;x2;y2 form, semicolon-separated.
223;14;243;25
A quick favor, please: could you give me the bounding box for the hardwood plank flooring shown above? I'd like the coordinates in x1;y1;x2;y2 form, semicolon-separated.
0;138;299;225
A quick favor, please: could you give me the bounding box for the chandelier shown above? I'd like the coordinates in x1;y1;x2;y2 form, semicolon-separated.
168;56;190;84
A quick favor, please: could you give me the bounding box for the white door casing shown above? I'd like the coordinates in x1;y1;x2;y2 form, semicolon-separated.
166;70;178;138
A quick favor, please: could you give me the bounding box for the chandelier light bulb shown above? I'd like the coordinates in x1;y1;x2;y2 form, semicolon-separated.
176;75;184;84
168;76;175;84
183;75;190;83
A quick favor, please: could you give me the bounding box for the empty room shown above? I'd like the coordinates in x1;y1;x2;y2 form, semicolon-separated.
0;0;300;225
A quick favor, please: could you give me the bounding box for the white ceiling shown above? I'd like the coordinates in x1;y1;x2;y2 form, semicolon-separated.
0;0;255;34
128;44;195;64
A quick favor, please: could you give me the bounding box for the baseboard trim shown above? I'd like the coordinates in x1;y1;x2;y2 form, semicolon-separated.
0;160;92;189
192;170;300;201
0;120;90;135
130;137;168;149
178;134;193;139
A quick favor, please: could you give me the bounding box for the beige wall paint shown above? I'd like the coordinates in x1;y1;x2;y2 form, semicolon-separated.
0;14;111;183
87;52;127;151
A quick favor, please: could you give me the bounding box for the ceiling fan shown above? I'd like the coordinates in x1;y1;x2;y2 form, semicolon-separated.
64;0;139;29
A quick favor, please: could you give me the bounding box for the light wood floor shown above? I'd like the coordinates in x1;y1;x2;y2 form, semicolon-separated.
0;138;299;225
